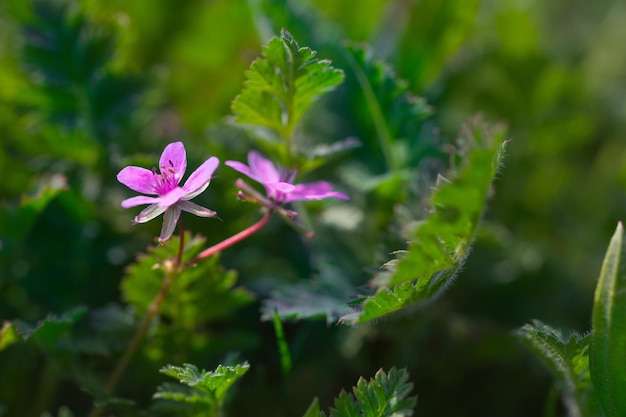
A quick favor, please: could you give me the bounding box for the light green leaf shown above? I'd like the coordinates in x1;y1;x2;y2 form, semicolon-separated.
154;362;250;416
327;368;415;417
517;320;598;417
342;119;506;325
591;222;626;417
122;232;253;327
232;29;344;140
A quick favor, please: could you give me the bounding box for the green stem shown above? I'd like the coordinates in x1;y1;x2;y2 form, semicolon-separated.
87;219;186;417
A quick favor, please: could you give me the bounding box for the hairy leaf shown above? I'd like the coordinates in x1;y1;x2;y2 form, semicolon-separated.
517;320;598;417
342;119;506;325
232;29;344;139
590;222;626;417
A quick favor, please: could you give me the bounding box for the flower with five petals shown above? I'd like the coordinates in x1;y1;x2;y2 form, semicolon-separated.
117;141;219;243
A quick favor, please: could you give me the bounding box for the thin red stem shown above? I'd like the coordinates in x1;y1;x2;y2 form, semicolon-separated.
185;210;272;268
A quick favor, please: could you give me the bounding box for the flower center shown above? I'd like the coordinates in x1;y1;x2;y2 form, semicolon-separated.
153;160;178;195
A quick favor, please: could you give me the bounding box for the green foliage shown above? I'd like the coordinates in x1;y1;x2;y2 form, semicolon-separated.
272;310;292;375
0;174;67;259
343;43;432;171
231;29;344;155
0;307;86;351
122;232;253;327
342;120;506;325
590;222;626;417
516;321;598;417
304;368;415;417
261;262;354;324
153;362;250;416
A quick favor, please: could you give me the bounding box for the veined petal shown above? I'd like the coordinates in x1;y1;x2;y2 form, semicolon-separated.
285;181;350;202
134;204;167;223
121;195;159;208
183;156;219;194
117;166;158;194
159;206;181;243
159;142;187;185
248;151;280;183
177;200;217;218
157;187;188;208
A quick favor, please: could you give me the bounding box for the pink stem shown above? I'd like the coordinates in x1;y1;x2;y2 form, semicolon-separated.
184;210;272;267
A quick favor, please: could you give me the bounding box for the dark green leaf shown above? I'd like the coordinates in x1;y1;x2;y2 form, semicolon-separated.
8;306;86;350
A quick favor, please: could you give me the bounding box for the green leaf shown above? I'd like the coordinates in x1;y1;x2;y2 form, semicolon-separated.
261;263;354;324
4;306;86;350
122;232;254;328
590;222;626;417
0;173;67;256
154;362;250;416
343;43;433;171
302;398;322;417
326;368;416;417
231;29;344;140
517;320;598;417
342;119;506;325
272;310;292;375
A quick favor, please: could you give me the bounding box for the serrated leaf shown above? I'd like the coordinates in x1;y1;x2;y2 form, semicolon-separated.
122;233;253;327
517;320;597;417
326;368;415;417
154;362;250;416
342;119;506;325
343;43;433;171
590;222;626;417
9;306;86;350
232;29;344;139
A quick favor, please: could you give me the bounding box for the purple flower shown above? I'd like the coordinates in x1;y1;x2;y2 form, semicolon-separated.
225;151;349;204
117;141;219;242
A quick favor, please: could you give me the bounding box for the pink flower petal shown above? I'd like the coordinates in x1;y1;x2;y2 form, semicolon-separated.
177;200;217;218
159;206;181;243
248;151;280;183
285;181;350;202
117;166;158;194
134;204;167;223
157;187;188;208
183;156;219;197
159;142;187;185
121;195;159;208
225;160;259;181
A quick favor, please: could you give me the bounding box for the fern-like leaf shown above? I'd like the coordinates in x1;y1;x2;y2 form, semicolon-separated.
153;362;250;417
309;368;415;417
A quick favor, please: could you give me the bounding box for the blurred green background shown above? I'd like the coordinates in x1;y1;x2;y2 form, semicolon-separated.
1;0;626;416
